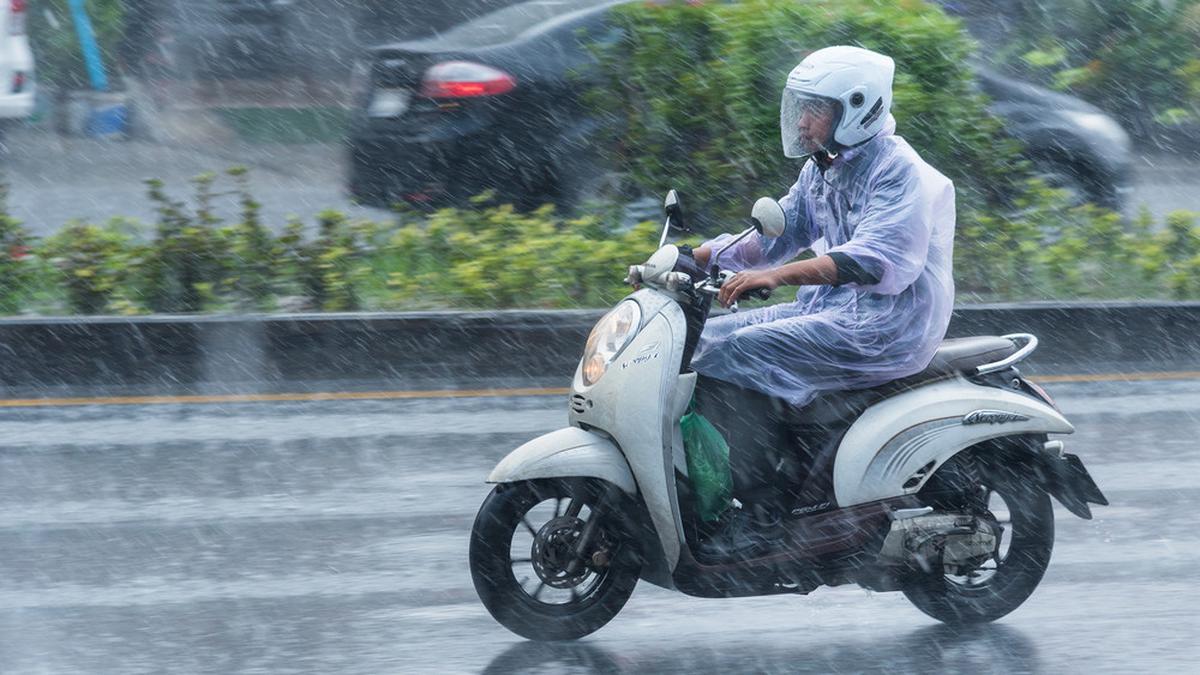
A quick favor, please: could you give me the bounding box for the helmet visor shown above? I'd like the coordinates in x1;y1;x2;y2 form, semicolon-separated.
781;90;842;159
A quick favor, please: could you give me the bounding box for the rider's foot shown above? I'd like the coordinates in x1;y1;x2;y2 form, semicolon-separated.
696;507;782;561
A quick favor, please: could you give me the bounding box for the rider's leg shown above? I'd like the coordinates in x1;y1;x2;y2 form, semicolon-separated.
692;374;796;513
691;309;874;516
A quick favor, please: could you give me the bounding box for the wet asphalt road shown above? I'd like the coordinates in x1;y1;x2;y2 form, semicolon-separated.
2;126;1197;236
2;129;389;236
0;378;1197;674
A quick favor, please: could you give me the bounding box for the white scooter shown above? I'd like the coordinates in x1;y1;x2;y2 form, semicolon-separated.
469;191;1107;641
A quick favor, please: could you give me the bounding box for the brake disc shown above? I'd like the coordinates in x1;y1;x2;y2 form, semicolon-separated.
531;515;591;589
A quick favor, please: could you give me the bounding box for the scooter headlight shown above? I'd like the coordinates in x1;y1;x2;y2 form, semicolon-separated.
581;301;641;386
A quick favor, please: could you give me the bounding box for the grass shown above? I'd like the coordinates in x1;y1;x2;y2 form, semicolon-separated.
214;107;350;144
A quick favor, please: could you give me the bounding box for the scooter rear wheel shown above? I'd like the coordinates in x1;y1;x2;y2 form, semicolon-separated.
901;453;1055;624
469;478;642;641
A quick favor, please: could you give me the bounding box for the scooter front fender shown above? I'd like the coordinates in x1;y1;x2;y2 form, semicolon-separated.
487;427;638;495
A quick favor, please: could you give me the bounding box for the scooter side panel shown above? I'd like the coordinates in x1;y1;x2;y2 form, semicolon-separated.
568;294;688;572
834;376;1075;507
487;427;638;495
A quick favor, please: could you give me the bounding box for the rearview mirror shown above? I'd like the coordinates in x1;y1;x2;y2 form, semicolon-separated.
751;197;786;238
659;189;689;247
664;190;688;230
664;189;680;211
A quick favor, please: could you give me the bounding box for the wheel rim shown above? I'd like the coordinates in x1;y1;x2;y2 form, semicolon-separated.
508;495;616;608
944;485;1016;589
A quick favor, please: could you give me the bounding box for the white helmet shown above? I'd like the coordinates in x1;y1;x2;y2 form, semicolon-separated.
781;46;895;158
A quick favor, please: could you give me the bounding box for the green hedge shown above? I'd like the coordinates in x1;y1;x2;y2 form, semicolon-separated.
0;171;1196;317
0;174;662;315
955;181;1200;302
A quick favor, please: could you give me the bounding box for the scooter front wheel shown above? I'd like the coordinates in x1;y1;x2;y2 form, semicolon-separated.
469;478;642;641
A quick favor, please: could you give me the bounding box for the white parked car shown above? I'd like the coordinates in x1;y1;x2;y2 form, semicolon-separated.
0;0;34;136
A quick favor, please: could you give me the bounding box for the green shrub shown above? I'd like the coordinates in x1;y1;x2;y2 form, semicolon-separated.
226;167;276;310
586;0;1027;229
376;193;657;310
0;185;33;314
954;176;1200;302
297;210;369;312
41;220;133;314
1162;211;1200;299
141;177;229;313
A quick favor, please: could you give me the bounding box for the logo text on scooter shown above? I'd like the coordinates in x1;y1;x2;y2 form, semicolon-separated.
621;343;661;370
962;409;1031;425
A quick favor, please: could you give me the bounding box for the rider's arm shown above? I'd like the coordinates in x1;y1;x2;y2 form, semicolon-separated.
827;252;882;286
824;160;953;295
772;255;839;286
716;254;839;306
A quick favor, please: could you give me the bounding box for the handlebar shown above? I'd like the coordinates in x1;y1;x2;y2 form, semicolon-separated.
711;269;772;303
691;273;772;313
631;251;772;309
745;286;772;301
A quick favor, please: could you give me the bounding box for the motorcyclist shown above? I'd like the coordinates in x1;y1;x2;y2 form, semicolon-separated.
689;46;957;558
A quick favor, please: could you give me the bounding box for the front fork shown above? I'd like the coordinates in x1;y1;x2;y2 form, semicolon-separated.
565;483;621;575
565;502;601;575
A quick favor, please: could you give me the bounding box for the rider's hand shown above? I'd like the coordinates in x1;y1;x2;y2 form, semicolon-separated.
718;269;781;308
692;245;712;270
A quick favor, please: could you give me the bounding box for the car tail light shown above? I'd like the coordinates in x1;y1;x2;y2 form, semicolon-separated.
12;71;25;93
10;0;25;36
420;61;516;99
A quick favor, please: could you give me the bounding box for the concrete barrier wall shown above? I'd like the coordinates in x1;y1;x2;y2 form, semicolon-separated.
0;302;1197;397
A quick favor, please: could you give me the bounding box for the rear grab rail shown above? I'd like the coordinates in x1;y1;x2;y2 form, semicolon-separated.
975;333;1039;375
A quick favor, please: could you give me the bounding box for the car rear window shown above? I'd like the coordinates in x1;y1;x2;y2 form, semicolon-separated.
431;0;620;47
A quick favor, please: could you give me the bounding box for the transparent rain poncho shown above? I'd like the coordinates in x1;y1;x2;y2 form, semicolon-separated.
691;116;956;407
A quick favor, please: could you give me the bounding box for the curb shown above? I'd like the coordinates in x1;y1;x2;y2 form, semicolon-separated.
0;302;1197;398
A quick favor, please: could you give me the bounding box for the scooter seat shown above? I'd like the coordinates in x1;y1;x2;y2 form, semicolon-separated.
790;336;1018;428
922;336;1018;378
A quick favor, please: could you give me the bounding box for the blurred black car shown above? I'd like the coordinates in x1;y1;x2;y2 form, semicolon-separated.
354;0;527;47
347;0;1131;211
973;64;1132;209
347;0;618;210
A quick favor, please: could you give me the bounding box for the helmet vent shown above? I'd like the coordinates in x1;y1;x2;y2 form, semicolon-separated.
860;97;884;127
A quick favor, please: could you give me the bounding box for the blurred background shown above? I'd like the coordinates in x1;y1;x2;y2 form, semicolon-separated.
0;0;1196;316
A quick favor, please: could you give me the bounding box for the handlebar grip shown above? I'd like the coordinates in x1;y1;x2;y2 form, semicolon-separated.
747;287;772;301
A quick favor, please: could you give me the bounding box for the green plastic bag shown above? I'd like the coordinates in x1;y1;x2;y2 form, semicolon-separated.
680;409;732;522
